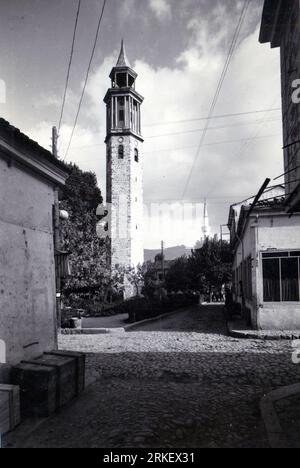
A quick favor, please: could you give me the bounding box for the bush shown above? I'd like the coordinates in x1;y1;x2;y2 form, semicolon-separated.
126;293;199;324
61;292;199;326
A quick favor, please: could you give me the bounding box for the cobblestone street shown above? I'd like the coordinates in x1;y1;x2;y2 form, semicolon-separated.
12;305;300;448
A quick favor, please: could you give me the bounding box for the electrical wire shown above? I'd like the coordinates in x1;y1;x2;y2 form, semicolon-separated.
63;0;107;161
143;108;281;128
181;0;251;199
58;0;82;136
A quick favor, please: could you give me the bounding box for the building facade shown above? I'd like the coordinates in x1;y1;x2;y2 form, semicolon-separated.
260;0;300;212
104;42;144;274
228;186;300;330
0;118;69;382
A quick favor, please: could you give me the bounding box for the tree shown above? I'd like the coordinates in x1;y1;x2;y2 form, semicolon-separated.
126;265;145;297
59;164;105;291
142;262;158;299
188;238;232;293
165;256;189;292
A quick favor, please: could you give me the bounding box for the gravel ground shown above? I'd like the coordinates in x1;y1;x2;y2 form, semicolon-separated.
9;304;300;448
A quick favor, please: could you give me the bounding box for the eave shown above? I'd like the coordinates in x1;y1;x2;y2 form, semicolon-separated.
105;129;144;144
259;0;291;48
104;87;144;104
0;137;69;187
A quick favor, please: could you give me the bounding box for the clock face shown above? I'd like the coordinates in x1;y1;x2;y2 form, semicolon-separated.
118;137;124;143
134;140;139;147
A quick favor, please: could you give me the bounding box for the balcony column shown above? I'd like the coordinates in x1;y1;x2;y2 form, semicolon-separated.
110;98;113;129
115;96;118;128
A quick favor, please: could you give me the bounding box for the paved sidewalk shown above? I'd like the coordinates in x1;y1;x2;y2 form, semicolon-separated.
5;305;300;448
228;319;300;340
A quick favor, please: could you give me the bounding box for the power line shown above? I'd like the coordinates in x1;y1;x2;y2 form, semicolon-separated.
274;162;300;180
70;132;279;155
60;107;281;144
181;0;251;199
58;0;82;135
206;99;280;197
143;108;281;127
59;115;280;152
146;117;280;139
63;0;107;161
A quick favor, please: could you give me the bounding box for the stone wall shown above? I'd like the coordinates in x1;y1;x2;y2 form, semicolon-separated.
280;0;300;195
0;155;57;368
107;134;144;269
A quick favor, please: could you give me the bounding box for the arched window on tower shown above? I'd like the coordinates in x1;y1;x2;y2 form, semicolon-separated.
118;145;124;159
134;148;139;162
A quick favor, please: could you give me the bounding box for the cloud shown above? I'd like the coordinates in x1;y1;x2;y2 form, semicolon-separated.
149;0;171;21
119;0;137;21
26;1;282;248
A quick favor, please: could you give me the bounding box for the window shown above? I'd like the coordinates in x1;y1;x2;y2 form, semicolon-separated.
281;258;299;301
116;73;127;88
118;97;125;128
263;258;280;302
118;145;124;159
262;253;300;302
134;148;139;162
119;110;125;126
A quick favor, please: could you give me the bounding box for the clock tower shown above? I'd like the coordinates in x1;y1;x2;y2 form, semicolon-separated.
104;41;144;278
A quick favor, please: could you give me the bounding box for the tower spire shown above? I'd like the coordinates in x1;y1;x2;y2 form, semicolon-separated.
116;39;131;68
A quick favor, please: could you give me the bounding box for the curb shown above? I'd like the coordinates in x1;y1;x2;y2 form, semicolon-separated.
60;308;190;335
227;321;300;341
123;308;188;331
60;327;126;335
260;383;300;448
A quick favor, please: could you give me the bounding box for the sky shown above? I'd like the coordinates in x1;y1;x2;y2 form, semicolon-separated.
0;0;283;249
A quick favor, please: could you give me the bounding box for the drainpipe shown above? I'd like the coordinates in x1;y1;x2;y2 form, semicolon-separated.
53;189;61;335
235;232;246;321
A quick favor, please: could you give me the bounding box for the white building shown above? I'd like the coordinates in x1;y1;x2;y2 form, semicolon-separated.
0;118;69;382
228;185;300;330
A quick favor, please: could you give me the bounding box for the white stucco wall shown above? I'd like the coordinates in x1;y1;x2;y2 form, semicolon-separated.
0;156;57;367
233;212;300;330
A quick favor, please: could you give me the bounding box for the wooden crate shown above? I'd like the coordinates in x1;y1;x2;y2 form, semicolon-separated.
11;363;57;418
45;350;85;394
0;385;20;433
24;354;77;409
0;391;10;435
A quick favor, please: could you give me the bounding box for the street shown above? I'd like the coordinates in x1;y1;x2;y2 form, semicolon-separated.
8;304;300;448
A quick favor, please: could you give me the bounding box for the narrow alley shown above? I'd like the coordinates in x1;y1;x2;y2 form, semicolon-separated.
6;305;300;448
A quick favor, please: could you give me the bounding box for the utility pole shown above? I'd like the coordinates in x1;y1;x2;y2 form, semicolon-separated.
52;126;58;158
